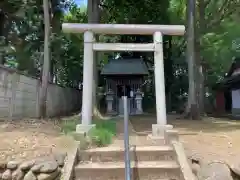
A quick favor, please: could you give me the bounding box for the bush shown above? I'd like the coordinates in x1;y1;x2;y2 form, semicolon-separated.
94;120;117;136
89;128;114;147
60;116;117;147
89;120;116;147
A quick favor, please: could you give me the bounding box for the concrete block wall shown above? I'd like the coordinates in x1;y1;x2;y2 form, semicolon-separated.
0;66;82;119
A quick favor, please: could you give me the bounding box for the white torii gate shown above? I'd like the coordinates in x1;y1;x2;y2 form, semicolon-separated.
62;23;185;136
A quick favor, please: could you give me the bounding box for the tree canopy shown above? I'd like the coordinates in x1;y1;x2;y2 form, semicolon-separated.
0;0;239;113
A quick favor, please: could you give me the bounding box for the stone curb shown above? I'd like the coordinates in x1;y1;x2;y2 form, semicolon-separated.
60;141;79;180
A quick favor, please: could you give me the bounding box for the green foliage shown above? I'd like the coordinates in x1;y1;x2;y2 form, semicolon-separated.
1;0;240;112
60;115;116;147
89;120;116;147
89;128;114;147
167;0;240;101
201;18;240;86
94;120;117;136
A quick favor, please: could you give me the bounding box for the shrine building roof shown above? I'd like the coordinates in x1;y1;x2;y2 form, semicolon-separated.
101;58;148;75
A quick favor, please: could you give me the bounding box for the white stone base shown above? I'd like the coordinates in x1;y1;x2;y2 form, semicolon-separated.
76;124;96;135
147;134;166;145
107;111;117;115
135;110;143;115
152;124;173;137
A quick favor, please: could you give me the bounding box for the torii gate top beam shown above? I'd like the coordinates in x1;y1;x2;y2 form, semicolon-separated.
62;23;185;36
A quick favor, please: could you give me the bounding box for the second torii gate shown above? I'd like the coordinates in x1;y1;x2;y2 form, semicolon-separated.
62;23;185;136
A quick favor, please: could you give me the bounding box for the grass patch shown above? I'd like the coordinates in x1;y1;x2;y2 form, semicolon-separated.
60;116;117;147
94;120;116;136
61;118;78;134
89;120;116;146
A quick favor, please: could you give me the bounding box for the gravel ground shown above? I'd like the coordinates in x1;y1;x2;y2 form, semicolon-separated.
129;115;240;164
1;115;240;164
0;119;75;162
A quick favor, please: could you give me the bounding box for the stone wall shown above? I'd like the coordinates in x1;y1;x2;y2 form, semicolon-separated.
0;153;66;180
0;65;82;119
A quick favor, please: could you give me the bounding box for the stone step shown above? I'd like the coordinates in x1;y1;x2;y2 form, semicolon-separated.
74;161;181;180
112;135;166;146
113;130;179;147
79;145;176;162
167;129;179;141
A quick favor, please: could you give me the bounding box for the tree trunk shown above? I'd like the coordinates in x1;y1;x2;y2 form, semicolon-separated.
39;0;50;118
195;41;205;116
50;0;61;83
199;67;205;115
185;0;200;119
166;37;173;112
49;60;54;83
0;11;6;65
195;0;206;116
